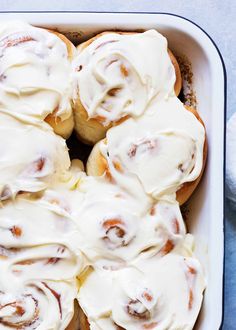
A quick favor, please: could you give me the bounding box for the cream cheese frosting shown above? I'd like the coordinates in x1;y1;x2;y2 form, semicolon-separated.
0;20;75;122
0;280;77;330
78;240;205;330
0;112;70;199
73;30;175;125
100;97;205;199
0;196;84;329
73;180;186;267
37;169;186;268
0;21;206;330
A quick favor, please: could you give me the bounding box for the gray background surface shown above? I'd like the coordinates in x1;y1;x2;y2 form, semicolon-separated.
0;1;235;329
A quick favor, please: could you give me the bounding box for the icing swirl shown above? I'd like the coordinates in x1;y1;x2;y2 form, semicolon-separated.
0;20;75;122
78;241;205;330
73;30;175;125
73;175;186;267
0;196;84;329
100;97;205;199
0;281;76;330
0;113;70;199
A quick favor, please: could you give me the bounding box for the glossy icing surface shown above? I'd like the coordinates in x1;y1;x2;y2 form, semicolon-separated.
0;22;206;330
78;239;205;330
100;97;205;199
73;30;175;125
0;197;83;329
0;20;74;122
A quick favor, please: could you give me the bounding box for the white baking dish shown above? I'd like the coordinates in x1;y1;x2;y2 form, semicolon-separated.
0;12;225;330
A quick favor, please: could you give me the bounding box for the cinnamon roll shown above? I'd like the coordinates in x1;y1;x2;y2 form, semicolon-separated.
0;197;84;277
73;175;186;267
72;30;182;144
0;196;85;329
0;21;76;138
86;97;207;205
78;242;205;330
0;281;77;330
0;113;70;200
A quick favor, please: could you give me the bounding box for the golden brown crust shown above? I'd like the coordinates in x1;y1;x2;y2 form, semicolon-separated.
77;304;90;330
65;300;79;330
74;31;182;145
48;29;76;60
176;106;207;205
86;140;107;176
45;111;74;139
86;106;207;206
75;302;126;330
66;300;90;330
168;49;182;96
74;97;111;145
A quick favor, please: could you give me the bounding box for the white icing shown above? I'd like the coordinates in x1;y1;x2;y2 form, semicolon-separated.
78;244;205;330
0;281;76;330
0;196;84;329
0;20;75;121
0;22;207;330
73;30;175;125
0;113;70;198
74;181;186;266
101;97;205;199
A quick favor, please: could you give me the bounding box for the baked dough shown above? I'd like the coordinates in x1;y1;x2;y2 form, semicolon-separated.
73;30;182;145
86;100;207;205
0;21;76;138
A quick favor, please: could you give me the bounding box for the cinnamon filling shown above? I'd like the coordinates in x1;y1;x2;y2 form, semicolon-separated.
128;140;158;158
159;240;174;256
142;290;153;302
126;299;151;320
184;262;197;310
143;322;158;329
172;218;180;234
102;218;128;248
42;282;62;318
107;88;121;97
120;64;129;77
95;40;117;51
10;226;22;238
27;156;47;176
0;294;39;328
0;34;35;49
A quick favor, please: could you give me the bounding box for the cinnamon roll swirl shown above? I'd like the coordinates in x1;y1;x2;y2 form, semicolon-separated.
0;281;77;330
87;97;207;205
77;241;205;330
0;196;85;329
0;21;76;138
72;30;181;144
73;175;186;267
0;113;70;200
